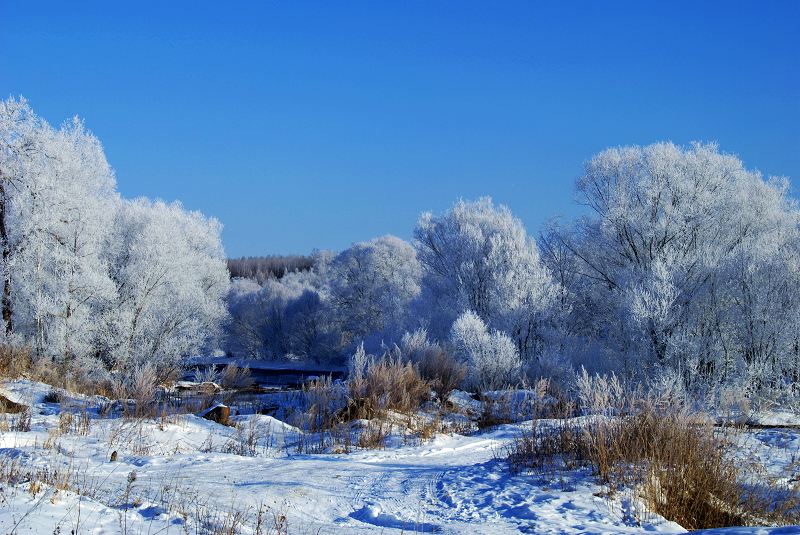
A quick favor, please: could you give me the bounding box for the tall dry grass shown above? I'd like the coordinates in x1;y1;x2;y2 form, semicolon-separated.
345;353;430;420
505;385;800;529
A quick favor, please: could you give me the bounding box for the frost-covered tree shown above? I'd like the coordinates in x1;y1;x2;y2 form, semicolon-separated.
0;97;48;338
22;119;118;365
97;199;229;374
226;268;336;362
1;98;230;380
414;198;557;361
1;99;118;370
327;235;421;350
547;142;800;394
450;310;521;391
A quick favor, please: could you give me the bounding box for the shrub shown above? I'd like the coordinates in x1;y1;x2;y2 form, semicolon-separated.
584;406;747;528
345;346;430;420
110;363;160;418
357;420;391;449
416;347;466;404
450;311;521;392
505;419;588;481
300;375;348;432
573;367;628;416
505;394;800;530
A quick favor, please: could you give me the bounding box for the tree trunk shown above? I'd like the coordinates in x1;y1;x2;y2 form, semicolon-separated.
0;181;12;335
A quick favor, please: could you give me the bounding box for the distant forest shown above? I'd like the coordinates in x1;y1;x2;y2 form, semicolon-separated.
227;255;314;283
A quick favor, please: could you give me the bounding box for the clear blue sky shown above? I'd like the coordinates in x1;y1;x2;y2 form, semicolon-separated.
2;1;798;257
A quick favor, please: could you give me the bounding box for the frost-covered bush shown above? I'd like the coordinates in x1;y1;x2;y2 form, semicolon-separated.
450;311;521;392
573;367;626;417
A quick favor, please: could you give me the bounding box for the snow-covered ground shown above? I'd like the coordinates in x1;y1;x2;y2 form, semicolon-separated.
1;379;798;534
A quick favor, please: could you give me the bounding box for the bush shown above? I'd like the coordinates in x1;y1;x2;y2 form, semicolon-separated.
584;406;747;528
345;345;430;420
416;347;466;404
450;311;521;392
300;375;348;432
111;363;160;418
573;367;628;416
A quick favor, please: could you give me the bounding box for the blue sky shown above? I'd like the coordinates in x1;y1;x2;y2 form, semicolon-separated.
2;1;798;257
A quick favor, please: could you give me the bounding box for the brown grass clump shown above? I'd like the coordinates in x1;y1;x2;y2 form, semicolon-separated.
301;375;347;432
345;353;430;420
0;344;31;379
585;407;746;529
505;396;800;530
217;363;254;390
357;420;391;449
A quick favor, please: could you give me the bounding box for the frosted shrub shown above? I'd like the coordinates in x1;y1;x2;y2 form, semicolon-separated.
400;328;435;360
647;366;687;410
574;367;625;416
347;343;371;397
451;311;521;392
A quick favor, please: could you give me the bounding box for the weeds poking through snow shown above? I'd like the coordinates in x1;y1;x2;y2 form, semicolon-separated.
504;384;800;530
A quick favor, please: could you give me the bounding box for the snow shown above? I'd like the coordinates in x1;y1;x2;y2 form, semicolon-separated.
692;529;800;534
748;410;800;427
1;379;797;534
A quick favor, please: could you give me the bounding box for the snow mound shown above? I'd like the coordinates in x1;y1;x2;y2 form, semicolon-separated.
350;503;442;533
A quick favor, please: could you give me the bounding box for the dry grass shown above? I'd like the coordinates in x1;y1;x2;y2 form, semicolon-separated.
300;375;347;432
585;407;747;528
357;420;391;449
344;354;430;421
218;363;255;390
0;406;31;432
222;418;276;456
295;353;432;453
0;344;32;379
416;348;466;405
505;396;800;530
58;402;91;436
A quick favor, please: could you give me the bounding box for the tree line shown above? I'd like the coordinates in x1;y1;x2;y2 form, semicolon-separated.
227;255;313;284
227;144;800;399
3;97;798;400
